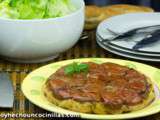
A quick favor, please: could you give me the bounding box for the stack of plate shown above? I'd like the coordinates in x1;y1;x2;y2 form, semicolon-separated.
96;13;160;62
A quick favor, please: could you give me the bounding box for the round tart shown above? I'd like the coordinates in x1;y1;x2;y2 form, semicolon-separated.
43;62;155;114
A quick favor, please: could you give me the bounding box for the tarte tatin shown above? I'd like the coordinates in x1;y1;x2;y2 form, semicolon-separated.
43;62;155;114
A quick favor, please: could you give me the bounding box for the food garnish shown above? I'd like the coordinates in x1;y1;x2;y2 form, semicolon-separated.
64;62;89;75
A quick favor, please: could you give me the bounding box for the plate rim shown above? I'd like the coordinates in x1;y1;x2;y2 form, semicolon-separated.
96;40;160;62
21;58;160;119
105;13;160;34
96;33;160;57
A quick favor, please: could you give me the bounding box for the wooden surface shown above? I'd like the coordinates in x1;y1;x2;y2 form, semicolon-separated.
0;30;160;120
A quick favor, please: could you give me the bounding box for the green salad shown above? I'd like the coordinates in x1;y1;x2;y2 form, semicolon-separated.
0;0;76;19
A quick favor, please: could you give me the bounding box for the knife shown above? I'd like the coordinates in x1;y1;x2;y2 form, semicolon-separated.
106;25;160;42
107;28;138;40
133;30;160;50
0;73;14;108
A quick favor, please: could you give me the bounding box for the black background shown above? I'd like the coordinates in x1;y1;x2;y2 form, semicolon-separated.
84;0;160;11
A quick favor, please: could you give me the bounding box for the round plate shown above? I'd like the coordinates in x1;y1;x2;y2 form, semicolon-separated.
21;58;160;120
105;13;160;34
96;33;160;57
97;13;160;53
97;39;160;62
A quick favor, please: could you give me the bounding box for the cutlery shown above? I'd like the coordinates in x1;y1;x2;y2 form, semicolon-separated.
105;25;160;42
80;32;89;40
0;73;14;108
133;30;160;50
97;32;132;43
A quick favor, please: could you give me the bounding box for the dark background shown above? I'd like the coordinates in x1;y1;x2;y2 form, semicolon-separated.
84;0;160;11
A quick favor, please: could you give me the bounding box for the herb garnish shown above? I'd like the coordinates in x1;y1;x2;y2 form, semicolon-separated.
64;62;89;75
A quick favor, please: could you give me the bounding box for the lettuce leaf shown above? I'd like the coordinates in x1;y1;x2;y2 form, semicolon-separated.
0;0;76;19
0;0;19;18
45;0;76;18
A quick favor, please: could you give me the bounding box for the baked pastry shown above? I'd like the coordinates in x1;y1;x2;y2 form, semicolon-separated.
85;5;108;30
43;62;155;114
85;4;154;30
102;4;154;16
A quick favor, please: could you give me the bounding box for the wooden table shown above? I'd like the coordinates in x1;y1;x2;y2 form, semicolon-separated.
0;30;160;120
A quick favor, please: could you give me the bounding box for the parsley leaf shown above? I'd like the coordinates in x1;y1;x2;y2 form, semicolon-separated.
64;62;89;75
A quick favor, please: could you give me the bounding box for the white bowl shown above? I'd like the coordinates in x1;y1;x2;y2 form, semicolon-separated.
0;0;85;63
